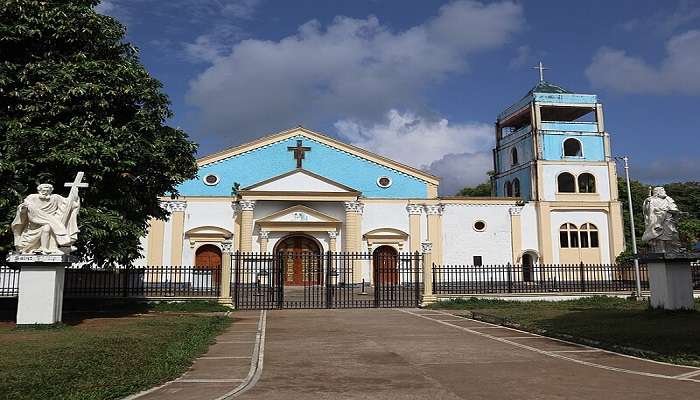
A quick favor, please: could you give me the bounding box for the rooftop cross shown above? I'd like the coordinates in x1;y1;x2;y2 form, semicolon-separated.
287;140;311;168
533;61;548;82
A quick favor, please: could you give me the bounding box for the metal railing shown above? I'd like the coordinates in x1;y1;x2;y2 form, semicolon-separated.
432;263;652;295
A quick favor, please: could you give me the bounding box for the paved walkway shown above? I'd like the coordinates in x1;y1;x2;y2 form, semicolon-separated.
124;310;266;400
127;308;700;399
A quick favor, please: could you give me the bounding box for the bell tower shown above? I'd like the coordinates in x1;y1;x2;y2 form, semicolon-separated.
492;68;624;264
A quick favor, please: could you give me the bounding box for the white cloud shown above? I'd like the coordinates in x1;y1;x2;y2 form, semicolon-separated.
335;110;494;195
186;0;524;141
585;30;700;95
630;158;700;184
509;45;531;69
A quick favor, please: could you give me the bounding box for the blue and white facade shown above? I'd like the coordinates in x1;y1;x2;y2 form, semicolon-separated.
140;81;625;275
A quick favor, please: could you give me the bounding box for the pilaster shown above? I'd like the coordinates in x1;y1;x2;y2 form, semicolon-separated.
536;202;553;264
328;231;337;252
421;242;436;306
219;239;233;305
146;217;165;266
239;200;256;252
259;230;269;254
424;204;444;266
164;200;187;266
509;207;523;264
406;204;423;253
343;200;364;283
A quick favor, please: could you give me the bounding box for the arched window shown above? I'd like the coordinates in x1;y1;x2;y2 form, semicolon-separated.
513;178;521;197
579;223;599;248
563;138;582;157
557;172;576;193
559;223;579;248
578;173;596;193
504;181;513;197
511;147;518;166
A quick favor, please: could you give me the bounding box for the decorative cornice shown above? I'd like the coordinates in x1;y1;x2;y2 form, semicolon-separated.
421;242;433;253
509;207;523;216
239;200;256;211
424;204;444;216
327;231;337;239
343;201;364;214
220;239;233;253
258;230;269;239
406;204;423;215
160;200;187;212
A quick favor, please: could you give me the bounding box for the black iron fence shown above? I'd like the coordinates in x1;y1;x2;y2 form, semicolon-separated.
433;263;652;294
0;265;221;298
232;251;422;309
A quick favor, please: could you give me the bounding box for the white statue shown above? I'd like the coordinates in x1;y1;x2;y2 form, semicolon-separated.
642;186;682;254
11;172;88;255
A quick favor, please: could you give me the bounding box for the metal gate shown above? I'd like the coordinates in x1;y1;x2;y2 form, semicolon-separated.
232;252;422;309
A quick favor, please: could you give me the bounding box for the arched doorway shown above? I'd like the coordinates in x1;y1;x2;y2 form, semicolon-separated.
373;245;398;285
522;253;533;282
195;244;222;285
275;235;322;285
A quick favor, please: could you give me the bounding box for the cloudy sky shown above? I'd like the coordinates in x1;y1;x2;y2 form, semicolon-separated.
97;0;700;195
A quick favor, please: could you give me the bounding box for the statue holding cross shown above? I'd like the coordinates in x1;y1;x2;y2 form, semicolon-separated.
11;172;88;255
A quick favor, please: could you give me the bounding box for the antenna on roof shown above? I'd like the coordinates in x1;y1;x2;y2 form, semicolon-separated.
533;61;548;82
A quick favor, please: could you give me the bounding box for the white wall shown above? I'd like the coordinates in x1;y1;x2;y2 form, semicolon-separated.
541;164;611;201
441;204;514;265
549;210;611;264
185;200;234;232
361;201;410;235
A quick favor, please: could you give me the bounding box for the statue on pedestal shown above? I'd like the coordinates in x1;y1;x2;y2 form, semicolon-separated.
641;186;682;254
11;172;88;255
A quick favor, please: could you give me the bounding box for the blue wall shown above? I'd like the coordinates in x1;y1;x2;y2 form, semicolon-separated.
177;135;430;198
495;167;532;201
542;134;605;161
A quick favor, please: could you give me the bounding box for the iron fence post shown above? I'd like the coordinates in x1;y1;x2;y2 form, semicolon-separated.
414;251;421;306
507;263;513;293
326;251;332;309
579;262;586;292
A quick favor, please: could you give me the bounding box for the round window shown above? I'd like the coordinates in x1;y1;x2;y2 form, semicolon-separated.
377;176;392;188
203;174;219;186
473;220;486;232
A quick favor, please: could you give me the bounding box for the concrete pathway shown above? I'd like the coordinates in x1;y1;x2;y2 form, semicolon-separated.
238;308;699;400
124;310;266;400
126;308;700;400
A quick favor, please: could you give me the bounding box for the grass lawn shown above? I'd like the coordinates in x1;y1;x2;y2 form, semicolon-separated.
0;313;232;400
432;296;700;367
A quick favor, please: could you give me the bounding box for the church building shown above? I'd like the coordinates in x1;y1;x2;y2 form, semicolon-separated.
139;80;625;282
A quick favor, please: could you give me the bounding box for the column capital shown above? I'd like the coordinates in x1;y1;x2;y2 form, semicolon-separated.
221;239;233;253
259;230;269;239
160;200;187;212
343;200;364;214
406;204;423;215
421;241;433;253
327;231;338;239
509;207;523;216
424;204;444;216
239;199;256;211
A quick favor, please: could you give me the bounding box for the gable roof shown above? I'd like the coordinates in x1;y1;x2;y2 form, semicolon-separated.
257;205;341;224
242;169;360;193
196;126;440;185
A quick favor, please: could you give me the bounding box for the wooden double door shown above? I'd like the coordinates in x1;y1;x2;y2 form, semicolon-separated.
276;235;321;285
194;244;222;284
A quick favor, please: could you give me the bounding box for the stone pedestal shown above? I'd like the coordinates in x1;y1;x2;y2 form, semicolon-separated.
7;254;74;325
642;253;697;310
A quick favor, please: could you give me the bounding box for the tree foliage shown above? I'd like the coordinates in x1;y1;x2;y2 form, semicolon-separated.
456;182;493;197
618;178;700;252
0;1;198;266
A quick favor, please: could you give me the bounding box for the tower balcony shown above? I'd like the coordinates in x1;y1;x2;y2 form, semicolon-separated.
540;121;599;133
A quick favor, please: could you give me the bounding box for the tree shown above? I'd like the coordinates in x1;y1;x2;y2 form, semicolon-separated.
618;178;700;253
456;182;492;197
0;1;198;266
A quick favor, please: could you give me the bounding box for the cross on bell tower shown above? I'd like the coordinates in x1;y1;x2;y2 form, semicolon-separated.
288;140;311;168
533;61;549;82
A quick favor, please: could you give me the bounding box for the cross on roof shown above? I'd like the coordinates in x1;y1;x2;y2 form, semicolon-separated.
533;61;549;82
287;140;311;168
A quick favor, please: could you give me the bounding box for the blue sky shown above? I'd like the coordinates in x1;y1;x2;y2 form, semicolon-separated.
96;0;700;194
